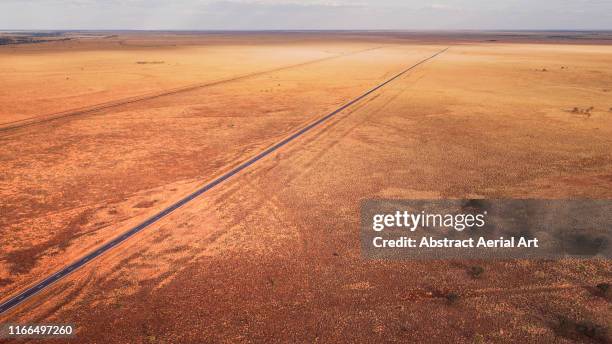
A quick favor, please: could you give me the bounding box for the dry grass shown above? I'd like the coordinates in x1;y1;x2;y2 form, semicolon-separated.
1;32;611;343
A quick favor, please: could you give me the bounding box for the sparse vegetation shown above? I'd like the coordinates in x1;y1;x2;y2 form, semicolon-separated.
468;266;485;279
0;33;71;46
1;32;611;343
570;106;595;117
133;199;158;208
0;278;13;287
595;282;611;298
472;334;485;344
555;317;609;343
445;292;459;304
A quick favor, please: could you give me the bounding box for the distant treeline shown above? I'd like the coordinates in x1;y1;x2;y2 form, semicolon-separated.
0;36;71;46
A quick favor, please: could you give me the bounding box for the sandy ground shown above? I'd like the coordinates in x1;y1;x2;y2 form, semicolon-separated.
0;36;371;124
0;33;611;343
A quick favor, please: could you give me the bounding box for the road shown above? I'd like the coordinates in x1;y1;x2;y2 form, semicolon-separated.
0;47;447;315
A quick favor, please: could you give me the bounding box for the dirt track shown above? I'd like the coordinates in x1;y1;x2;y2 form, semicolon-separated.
0;46;382;132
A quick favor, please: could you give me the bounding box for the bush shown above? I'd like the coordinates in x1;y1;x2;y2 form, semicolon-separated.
468;266;485;279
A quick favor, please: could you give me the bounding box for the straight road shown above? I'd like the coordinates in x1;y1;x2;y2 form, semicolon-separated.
0;47;448;316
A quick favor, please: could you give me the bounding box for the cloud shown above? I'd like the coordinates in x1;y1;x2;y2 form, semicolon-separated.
425;3;457;11
0;0;611;30
224;0;363;5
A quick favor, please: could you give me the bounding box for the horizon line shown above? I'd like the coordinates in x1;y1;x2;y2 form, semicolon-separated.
2;29;612;33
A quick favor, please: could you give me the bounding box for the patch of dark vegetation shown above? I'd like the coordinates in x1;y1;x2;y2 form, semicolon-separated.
4;246;42;274
590;283;611;300
4;208;95;274
547;34;612;41
134;199;158;208
24;32;65;37
152;231;172;244
0;34;71;46
471;334;486;344
468;265;485;279
111;251;144;274
0;278;13;287
161;244;190;255
596;283;610;294
93;221;110;228
570;106;595;117
548;35;574;39
553;316;610;344
33;279;89;322
445;292;460;305
431;289;460;305
461;199;489;223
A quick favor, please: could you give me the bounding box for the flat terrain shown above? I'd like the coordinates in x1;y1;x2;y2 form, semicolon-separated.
0;32;611;343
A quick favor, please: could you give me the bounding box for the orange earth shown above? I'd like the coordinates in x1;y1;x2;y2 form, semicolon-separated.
0;31;611;343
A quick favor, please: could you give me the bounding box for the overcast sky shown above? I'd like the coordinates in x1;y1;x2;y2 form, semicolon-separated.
1;0;611;31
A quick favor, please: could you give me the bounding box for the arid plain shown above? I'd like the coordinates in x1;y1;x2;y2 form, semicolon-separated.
1;32;611;343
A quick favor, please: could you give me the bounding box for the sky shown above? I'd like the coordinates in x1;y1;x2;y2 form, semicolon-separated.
0;0;611;31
